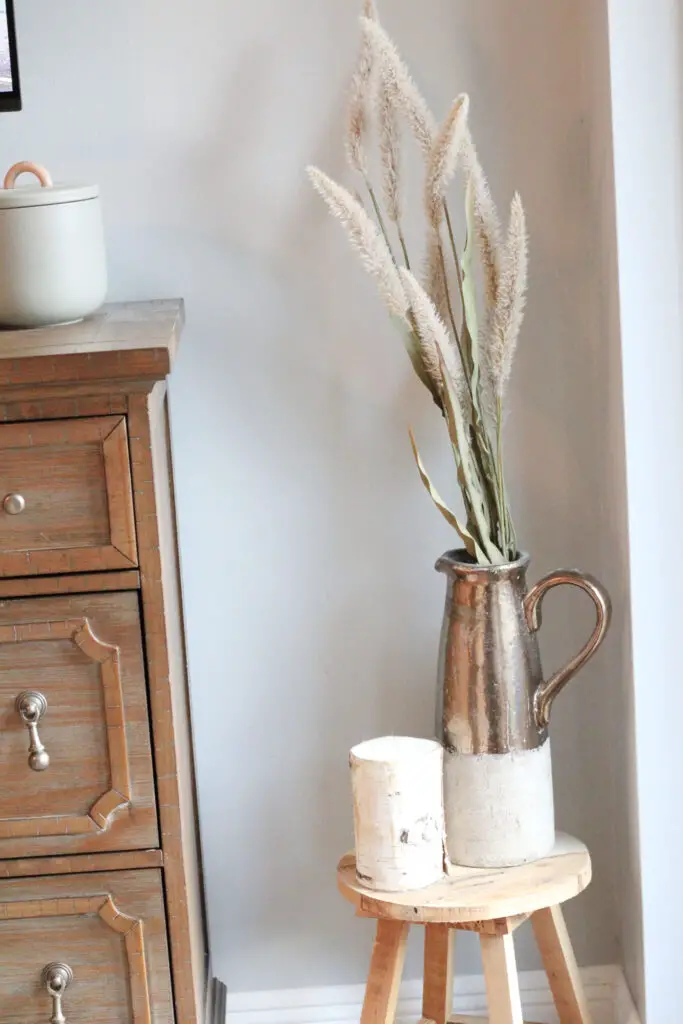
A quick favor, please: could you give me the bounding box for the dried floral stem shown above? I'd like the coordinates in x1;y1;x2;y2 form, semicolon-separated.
495;395;507;551
308;167;408;323
397;225;411;269
364;176;398;265
435;235;462;355
443;201;469;367
309;6;526;563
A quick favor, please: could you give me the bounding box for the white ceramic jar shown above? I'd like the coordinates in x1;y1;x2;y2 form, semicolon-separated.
0;161;107;328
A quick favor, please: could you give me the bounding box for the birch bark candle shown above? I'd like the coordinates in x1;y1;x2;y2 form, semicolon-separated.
350;736;444;892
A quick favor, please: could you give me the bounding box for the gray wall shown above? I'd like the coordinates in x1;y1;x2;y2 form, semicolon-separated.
607;0;683;1017
3;0;636;995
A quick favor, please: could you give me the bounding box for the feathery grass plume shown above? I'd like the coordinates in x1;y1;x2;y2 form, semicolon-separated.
308;166;408;323
424;227;451;324
378;75;401;223
399;268;464;401
361;16;436;157
486;192;528;398
461;131;502;306
426;94;470;228
346;0;378;176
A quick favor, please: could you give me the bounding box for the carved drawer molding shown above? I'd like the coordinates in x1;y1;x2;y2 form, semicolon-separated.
0;590;158;857
0;415;138;577
0;617;131;839
0;893;152;1023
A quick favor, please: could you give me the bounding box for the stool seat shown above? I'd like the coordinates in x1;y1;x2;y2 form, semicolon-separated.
339;834;593;1024
338;832;591;925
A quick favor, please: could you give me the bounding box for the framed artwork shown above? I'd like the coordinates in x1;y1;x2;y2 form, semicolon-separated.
0;0;21;111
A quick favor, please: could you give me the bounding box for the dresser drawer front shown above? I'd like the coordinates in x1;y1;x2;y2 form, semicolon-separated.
0;868;174;1023
0;591;158;858
0;416;137;577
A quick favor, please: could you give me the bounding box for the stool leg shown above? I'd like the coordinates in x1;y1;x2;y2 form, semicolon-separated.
480;932;524;1024
532;905;592;1023
422;924;455;1023
361;919;410;1024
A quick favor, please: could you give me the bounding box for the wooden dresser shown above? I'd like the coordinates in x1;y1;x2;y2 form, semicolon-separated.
0;300;208;1023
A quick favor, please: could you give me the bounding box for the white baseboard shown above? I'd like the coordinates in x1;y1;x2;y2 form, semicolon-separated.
224;964;640;1024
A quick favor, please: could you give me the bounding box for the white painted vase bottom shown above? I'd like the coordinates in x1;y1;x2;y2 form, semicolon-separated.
444;738;555;868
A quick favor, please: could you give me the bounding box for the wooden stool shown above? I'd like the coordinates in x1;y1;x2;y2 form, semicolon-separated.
337;833;592;1024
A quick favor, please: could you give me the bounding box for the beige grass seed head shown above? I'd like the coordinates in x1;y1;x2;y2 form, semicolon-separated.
486;191;528;398
399;267;465;402
461;131;503;306
361;16;437;157
346;0;378;176
378;74;401;222
426;93;470;227
307;165;409;323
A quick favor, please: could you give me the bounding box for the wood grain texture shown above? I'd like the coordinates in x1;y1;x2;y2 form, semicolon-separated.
0;569;139;599
450;1017;542;1023
361;919;409;1024
0;299;183;394
423;924;455;1023
0;591;158;858
0;848;163;878
0;392;129;424
449;915;530;937
0;868;173;1023
129;385;207;1023
531;905;592;1023
0;304;207;1023
480;933;524;1024
338;835;591;924
0;415;137;576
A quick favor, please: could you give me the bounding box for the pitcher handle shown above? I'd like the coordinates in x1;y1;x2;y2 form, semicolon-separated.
524;569;612;729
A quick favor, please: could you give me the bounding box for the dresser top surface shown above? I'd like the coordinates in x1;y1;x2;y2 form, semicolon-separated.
0;299;185;391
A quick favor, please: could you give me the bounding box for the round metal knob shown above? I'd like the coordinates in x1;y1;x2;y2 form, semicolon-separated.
3;493;25;515
42;962;73;993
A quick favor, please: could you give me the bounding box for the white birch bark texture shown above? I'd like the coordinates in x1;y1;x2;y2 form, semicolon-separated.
350;736;445;892
444;738;555;868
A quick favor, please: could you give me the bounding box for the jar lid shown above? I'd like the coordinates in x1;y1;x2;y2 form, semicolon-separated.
0;161;99;209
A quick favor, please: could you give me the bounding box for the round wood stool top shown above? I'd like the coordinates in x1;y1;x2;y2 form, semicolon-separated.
337;833;591;924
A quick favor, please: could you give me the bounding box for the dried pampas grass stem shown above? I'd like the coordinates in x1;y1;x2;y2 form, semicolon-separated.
461;133;503;307
487;192;528;399
307;166;408;323
399;268;464;402
346;0;378;176
361;17;436;156
426;93;469;228
309;3;529;564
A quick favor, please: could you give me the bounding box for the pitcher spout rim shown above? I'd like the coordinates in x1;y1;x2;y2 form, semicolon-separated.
435;548;530;578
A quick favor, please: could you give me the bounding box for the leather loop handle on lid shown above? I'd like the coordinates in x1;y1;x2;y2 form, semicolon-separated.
3;161;53;189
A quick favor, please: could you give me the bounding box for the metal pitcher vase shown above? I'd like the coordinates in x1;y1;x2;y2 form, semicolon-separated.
436;550;611;868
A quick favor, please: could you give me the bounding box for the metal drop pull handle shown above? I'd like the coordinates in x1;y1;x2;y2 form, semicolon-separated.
16;690;50;771
42;963;73;1024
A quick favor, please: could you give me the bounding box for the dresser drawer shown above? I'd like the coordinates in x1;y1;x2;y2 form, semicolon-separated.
0;416;137;577
0;591;158;858
0;868;174;1022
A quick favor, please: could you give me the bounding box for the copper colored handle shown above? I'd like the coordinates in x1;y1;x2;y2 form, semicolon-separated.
3;161;53;189
524;569;612;729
